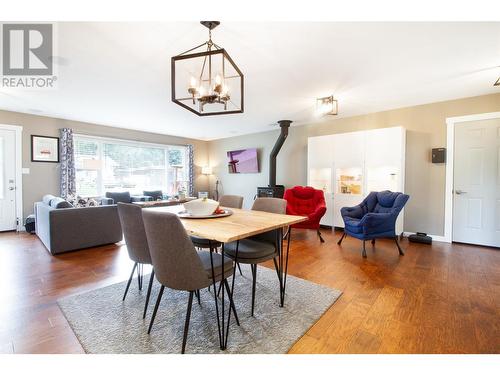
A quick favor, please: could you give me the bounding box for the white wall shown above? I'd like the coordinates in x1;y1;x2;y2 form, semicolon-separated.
207;93;500;236
0;109;209;219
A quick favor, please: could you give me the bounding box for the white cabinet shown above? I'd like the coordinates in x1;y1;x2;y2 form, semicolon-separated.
307;135;334;226
307;127;406;233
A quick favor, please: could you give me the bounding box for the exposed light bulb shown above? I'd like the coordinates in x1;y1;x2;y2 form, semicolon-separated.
213;74;223;95
187;76;199;103
321;102;330;114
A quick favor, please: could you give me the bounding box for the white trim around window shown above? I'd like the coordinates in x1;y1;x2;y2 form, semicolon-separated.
73;133;189;151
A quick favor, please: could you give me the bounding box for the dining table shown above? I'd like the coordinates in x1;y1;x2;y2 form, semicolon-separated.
144;204;307;350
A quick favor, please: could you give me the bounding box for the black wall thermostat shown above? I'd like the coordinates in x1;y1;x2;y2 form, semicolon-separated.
432;148;446;163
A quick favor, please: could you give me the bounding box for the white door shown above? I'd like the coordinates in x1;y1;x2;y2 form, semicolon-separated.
453;119;500;247
0;129;17;231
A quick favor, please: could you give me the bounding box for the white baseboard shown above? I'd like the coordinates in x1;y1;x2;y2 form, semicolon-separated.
403;232;449;243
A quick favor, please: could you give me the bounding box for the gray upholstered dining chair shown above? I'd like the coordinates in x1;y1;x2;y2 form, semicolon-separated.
142;210;240;354
117;203;155;319
191;194;244;274
218;195;244;209
224;197;287;316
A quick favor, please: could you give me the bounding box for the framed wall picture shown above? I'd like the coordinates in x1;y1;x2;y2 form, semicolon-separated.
31;135;60;163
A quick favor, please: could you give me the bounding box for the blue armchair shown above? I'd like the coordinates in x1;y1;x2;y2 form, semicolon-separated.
337;191;410;258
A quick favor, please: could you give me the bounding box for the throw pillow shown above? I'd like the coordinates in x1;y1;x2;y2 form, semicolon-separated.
49;197;73;209
66;194;100;208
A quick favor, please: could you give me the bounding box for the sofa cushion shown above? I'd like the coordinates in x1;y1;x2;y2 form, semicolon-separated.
106;191;131;204
49;197;73;209
42;194;56;205
143;190;163;201
224;238;277;260
131;195;153;202
99;197;114;206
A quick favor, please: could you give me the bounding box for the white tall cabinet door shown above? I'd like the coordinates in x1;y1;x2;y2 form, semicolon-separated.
453;119;500;247
0;129;17;231
333;131;365;227
365;127;406;233
307;135;334;226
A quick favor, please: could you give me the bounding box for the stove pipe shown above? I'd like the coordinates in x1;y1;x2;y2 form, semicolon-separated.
269;120;292;187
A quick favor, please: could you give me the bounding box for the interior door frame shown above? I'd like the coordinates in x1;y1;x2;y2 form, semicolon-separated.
0;124;23;231
444;112;500;243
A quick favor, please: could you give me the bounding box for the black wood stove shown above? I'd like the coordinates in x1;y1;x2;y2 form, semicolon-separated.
257;120;292;199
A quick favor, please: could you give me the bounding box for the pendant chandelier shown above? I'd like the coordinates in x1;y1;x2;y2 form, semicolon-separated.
171;21;244;116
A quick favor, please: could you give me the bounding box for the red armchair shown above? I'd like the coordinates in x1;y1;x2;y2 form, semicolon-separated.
284;186;327;242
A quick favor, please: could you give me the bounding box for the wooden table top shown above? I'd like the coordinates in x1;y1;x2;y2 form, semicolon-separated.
145;205;307;243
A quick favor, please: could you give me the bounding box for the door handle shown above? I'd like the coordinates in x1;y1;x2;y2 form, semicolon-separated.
8;187;15;191
455;190;467;195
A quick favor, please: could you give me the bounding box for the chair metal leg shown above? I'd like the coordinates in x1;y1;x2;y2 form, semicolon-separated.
140;264;144;289
195;289;201;305
236;262;243;276
181;291;194;354
147;285;164;334
317;229;325;243
217;280;223;297
122;263;137;301
137;263;143;291
362;240;367;258
224;279;240;326
371;239;376;245
143;269;155;319
251;264;257;316
395;236;405;256
337;232;346;245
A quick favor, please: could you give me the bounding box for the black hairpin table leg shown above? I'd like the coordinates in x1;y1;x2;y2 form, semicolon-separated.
224;240;239;348
208;241;222;349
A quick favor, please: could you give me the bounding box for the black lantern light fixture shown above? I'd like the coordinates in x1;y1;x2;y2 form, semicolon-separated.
171;21;244;116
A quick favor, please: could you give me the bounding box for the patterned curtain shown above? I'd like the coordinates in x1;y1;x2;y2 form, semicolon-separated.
187;144;194;197
60;128;76;199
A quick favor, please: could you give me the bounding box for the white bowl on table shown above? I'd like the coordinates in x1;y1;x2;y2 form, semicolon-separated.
183;198;219;216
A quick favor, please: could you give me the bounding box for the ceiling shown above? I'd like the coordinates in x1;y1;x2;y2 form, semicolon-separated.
1;22;499;140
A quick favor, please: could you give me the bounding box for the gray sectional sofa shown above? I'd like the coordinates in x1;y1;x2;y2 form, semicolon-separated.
35;194;123;255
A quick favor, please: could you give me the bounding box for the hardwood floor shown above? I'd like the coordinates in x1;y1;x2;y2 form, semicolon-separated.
0;229;498;354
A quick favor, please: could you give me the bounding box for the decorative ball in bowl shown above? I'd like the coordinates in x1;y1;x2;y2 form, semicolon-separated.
183;198;219;216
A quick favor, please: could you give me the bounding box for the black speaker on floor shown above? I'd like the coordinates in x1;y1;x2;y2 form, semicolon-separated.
408;232;432;244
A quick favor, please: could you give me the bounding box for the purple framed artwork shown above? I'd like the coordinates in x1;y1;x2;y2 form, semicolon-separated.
227;148;259;173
